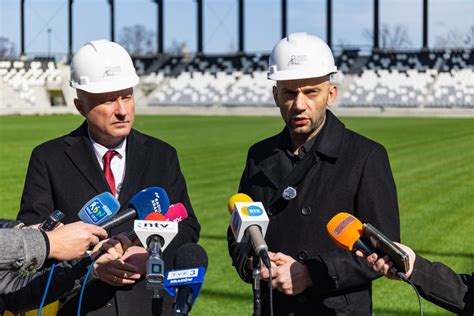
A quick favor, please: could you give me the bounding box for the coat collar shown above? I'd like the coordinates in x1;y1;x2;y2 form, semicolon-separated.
258;109;345;189
63;121;150;206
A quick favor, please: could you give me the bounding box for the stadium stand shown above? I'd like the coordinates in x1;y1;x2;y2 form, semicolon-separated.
0;59;63;113
336;49;361;74
338;48;473;109
1;49;473;114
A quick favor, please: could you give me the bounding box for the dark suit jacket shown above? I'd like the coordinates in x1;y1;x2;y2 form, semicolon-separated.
17;121;200;316
228;110;400;315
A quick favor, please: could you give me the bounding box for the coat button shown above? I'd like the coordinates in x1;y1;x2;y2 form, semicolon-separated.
105;302;113;308
297;250;308;261
267;209;274;216
13;259;24;269
301;207;311;216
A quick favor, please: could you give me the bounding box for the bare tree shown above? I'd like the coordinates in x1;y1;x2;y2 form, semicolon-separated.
435;25;474;48
168;40;187;55
119;24;155;56
363;23;412;49
0;37;16;59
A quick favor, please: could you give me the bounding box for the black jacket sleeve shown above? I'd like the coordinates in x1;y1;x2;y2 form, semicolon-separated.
18;146;54;225
410;255;474;315
227;152;254;283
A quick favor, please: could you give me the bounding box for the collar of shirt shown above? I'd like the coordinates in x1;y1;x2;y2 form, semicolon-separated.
88;130;127;198
275;127;318;163
88;132;127;165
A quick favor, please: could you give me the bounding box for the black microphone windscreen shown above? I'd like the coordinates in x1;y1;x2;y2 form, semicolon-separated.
173;243;208;270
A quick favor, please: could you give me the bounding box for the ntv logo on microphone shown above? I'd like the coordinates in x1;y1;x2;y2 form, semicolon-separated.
241;205;264;217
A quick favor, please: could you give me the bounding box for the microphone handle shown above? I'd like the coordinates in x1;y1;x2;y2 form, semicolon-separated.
246;225;271;269
174;286;194;316
101;208;136;231
355;239;376;256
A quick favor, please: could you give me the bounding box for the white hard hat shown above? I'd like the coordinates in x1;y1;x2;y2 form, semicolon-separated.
70;40;139;93
268;32;337;81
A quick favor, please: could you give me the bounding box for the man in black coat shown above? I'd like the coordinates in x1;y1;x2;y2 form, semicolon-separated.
228;32;400;315
16;40;200;315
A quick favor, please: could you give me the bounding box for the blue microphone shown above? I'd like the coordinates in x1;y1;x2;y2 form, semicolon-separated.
100;187;170;231
78;192;121;225
130;186;170;217
164;244;208;316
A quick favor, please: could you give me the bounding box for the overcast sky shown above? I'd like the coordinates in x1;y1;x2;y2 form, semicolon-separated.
1;0;473;58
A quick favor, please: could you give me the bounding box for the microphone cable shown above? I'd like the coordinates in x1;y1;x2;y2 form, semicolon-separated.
77;231;137;316
37;211;64;315
268;266;273;316
37;262;56;316
396;271;423;316
77;259;96;316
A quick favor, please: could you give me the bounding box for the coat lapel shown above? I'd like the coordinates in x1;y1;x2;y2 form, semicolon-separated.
259;153;287;190
64;122;110;195
118;130;150;206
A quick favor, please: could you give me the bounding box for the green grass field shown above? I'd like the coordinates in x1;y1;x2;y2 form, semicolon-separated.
0;114;473;315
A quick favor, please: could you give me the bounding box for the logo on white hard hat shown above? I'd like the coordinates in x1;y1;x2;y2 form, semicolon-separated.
287;55;308;66
103;66;121;77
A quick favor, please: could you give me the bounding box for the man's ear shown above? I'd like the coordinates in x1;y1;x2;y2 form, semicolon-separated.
74;98;86;116
327;85;338;107
272;85;279;108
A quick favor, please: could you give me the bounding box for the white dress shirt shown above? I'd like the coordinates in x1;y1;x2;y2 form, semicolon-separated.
89;133;127;199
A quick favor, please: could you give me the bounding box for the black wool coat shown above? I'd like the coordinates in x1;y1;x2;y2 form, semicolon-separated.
16;121;200;316
228;110;400;316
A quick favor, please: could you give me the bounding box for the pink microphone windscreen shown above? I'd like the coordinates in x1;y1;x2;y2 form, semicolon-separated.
165;203;188;222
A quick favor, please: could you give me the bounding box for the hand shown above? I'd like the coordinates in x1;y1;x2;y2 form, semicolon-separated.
355;242;416;279
266;252;313;296
91;235;133;262
120;246;149;276
248;256;277;282
46;221;108;261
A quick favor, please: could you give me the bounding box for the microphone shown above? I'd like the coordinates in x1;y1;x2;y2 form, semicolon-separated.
228;193;271;269
164;243;208;316
134;220;178;252
325;212;374;254
227;193;253;213
100;187;170;231
326;212;410;275
122;204;188;246
145;212;167;221
78;192;121;225
165;203;189;222
134;219;178;289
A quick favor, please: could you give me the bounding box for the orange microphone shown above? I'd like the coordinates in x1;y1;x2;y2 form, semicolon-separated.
326;212;374;255
145;212;167;221
327;212;410;275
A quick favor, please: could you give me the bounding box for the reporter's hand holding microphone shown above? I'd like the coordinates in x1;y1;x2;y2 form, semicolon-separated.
355;242;416;279
45;221;108;261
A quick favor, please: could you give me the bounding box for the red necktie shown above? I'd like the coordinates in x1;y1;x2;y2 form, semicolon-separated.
103;150;118;196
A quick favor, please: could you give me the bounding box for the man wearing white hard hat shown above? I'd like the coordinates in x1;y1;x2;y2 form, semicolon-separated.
228;33;400;315
17;40;200;315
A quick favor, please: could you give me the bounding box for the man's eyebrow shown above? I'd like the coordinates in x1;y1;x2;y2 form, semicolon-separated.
302;86;321;92
281;87;297;93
